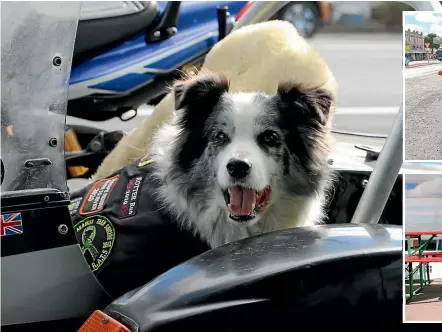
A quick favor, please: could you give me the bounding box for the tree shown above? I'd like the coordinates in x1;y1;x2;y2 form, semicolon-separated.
425;33;440;50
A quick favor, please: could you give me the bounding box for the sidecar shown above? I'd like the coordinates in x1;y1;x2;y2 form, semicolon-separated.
0;2;409;331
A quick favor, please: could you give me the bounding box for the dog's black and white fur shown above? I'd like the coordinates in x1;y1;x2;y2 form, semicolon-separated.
150;72;335;248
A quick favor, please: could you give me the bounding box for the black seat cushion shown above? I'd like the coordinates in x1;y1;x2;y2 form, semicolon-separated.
73;1;158;58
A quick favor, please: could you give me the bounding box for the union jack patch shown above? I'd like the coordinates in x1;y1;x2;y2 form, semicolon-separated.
1;213;24;237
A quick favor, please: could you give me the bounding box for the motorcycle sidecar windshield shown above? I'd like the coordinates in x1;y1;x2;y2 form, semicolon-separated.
1;2;81;193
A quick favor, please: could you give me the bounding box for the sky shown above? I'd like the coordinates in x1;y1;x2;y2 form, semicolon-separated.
404;12;442;35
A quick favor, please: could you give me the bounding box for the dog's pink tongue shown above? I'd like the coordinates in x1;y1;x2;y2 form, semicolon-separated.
230;186;255;215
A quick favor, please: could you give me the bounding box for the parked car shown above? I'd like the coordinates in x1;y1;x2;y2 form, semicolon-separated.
275;1;331;38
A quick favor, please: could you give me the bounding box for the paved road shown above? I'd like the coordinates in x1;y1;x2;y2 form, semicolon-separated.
404;62;442;79
405;63;442;160
311;33;402;108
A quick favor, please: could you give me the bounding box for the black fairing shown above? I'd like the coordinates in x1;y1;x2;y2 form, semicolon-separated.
104;224;402;331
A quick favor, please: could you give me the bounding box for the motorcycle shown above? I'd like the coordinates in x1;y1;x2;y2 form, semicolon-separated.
2;1;442;331
68;1;334;125
67;1;248;123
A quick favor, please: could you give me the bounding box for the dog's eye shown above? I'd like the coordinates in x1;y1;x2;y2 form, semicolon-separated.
260;130;281;147
215;131;228;143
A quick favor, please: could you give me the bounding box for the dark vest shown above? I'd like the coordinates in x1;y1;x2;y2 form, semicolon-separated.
69;156;210;299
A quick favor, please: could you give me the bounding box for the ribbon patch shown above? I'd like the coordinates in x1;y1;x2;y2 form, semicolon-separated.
74;215;115;272
79;175;119;216
119;176;144;218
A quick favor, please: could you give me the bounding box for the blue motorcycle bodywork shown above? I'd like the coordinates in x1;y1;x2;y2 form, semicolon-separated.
69;1;247;101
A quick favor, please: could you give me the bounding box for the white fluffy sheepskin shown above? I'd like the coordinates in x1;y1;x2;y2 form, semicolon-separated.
92;20;338;181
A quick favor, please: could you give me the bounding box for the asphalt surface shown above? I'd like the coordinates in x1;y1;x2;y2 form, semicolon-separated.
405;63;442;160
311;33;402;108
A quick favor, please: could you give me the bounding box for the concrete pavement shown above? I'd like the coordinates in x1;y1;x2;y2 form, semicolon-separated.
405;280;442;322
311;33;401;108
405;63;442;160
404;62;442;79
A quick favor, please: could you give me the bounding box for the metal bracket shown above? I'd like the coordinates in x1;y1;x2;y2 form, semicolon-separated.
354;144;382;161
145;2;180;43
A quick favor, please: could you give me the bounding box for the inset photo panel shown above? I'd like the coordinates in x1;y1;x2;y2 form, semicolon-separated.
404;11;442;161
404;174;442;322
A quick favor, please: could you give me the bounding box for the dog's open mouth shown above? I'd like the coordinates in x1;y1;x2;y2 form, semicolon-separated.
223;186;272;222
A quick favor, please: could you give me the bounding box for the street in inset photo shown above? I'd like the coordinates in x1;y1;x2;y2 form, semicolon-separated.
404;174;442;322
404;12;442;160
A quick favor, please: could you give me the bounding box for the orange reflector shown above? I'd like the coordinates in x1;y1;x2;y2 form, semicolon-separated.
78;310;131;332
438;71;442;76
65;128;89;177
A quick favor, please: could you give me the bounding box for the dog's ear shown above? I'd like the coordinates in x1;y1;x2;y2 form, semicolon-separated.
173;74;230;110
277;82;333;126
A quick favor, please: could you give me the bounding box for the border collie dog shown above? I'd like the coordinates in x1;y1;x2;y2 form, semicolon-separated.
150;72;335;248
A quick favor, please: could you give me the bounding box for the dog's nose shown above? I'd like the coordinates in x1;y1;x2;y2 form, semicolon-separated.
226;158;252;179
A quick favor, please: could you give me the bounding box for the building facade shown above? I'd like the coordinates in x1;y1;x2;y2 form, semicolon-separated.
405;29;425;61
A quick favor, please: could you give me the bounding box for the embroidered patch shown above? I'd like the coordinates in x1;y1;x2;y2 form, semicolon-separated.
74;215;115;272
137;155;153;168
1;213;23;236
119;176;144;218
68;197;83;216
79;175;119;216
